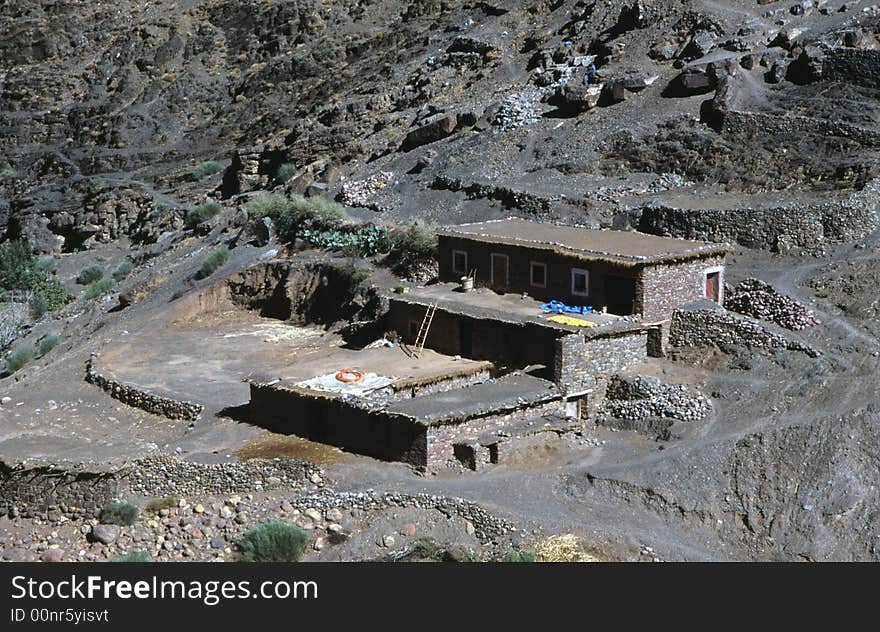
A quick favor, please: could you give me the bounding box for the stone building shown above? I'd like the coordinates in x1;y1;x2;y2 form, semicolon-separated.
435;218;731;320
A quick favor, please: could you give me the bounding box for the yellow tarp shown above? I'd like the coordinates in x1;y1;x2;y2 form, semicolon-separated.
547;315;597;327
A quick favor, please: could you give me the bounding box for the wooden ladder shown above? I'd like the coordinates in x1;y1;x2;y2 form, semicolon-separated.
413;302;437;359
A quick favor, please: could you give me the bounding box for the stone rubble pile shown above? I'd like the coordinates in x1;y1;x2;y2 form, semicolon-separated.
125;456;324;497
339;171;394;207
602;374;712;422
494;91;545;131
724;278;820;331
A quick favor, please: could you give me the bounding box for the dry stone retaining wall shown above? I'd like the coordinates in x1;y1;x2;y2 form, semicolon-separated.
85;355;203;421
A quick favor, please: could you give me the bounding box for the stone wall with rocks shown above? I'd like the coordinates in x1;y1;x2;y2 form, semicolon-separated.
670;303;820;357
85;356;203;421
724;278;820;331
601;374;711;423
0;462;119;520
554;328;649;392
638;255;726;320
822;48;880;89
638;177;880;254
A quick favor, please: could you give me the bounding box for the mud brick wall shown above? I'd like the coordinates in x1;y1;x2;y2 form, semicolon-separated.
427;400;563;470
638;178;880;253
85;356;203;421
0;464;119;520
637;256;725;321
670;307;820;357
249;383;428;468
554;330;649;392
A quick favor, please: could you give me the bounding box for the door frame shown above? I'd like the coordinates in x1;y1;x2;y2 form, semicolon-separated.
490;253;509;289
702;266;724;303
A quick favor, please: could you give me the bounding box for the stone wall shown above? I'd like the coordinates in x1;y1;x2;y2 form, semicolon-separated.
822;48;880;90
0;463;120;520
637;256;725;321
554;329;649;392
638;178;880;253
670;304;820;357
85;356;203;421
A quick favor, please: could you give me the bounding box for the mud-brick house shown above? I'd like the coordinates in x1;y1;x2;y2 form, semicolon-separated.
436;218;732;320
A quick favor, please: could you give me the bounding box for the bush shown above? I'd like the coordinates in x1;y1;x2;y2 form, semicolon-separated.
247;194;347;242
0;240;34;292
39;334;61;355
276;162;297;183
112;261;134;282
333;262;371;292
199;247;230;278
1;166;15;178
76;265;104;285
143;496;179;514
83;277;115;300
300;224;389;256
5;345;34;373
502;549;538;563
100;501;138;526
34;256;56;274
113;550;152;562
31;276;67;312
390;221;437;260
191;160;224;180
29;293;48;321
238;521;309;562
185;201;223;229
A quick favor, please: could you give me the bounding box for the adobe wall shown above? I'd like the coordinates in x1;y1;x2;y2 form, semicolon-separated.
437;235;639;312
638;178;880;254
554;329;649;393
637;255;725;321
248;383;428;468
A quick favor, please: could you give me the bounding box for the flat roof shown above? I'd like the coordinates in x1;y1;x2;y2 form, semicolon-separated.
438;218;732;266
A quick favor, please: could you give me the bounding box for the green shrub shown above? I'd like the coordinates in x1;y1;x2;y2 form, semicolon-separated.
83;277;115;300
34;256;56;274
333;262;371;292
31;276;67;312
390;221;438;263
191;160;224;180
143;496;179;514
76;265;105;285
29;293;48;321
0;240;34;292
199;247;230;278
247;194;347;242
502;549;538;563
112;261;134;282
5;345;34;373
113;550;152;562
185;201;223;229
1;166;15;178
39;334;61;355
100;501;138;526
276;162;297;183
237;521;309;562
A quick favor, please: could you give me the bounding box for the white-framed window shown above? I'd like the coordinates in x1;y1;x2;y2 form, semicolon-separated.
530;261;547;288
452;250;468;275
702;265;724;303
571;268;590;297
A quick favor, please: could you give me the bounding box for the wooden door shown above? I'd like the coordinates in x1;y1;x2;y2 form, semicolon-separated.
491;254;509;291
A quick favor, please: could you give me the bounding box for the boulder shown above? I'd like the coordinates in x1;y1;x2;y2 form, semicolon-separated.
400;114;458;152
90;524;119;544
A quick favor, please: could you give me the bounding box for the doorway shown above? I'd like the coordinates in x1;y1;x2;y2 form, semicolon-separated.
606;275;636;315
490;253;509;291
705;270;721;303
458;319;473;356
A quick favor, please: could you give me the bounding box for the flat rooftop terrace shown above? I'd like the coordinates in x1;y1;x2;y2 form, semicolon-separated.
386;373;560;426
439;218;731;265
386;282;645;335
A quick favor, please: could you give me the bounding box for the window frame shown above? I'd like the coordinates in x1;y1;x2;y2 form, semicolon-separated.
530;261;548;288
452;250;468;276
702;265;725;303
571;268;590;297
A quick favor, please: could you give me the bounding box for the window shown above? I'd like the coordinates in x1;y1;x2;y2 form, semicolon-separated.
452;250;468;275
703;266;724;303
571;268;590;296
530;261;547;288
